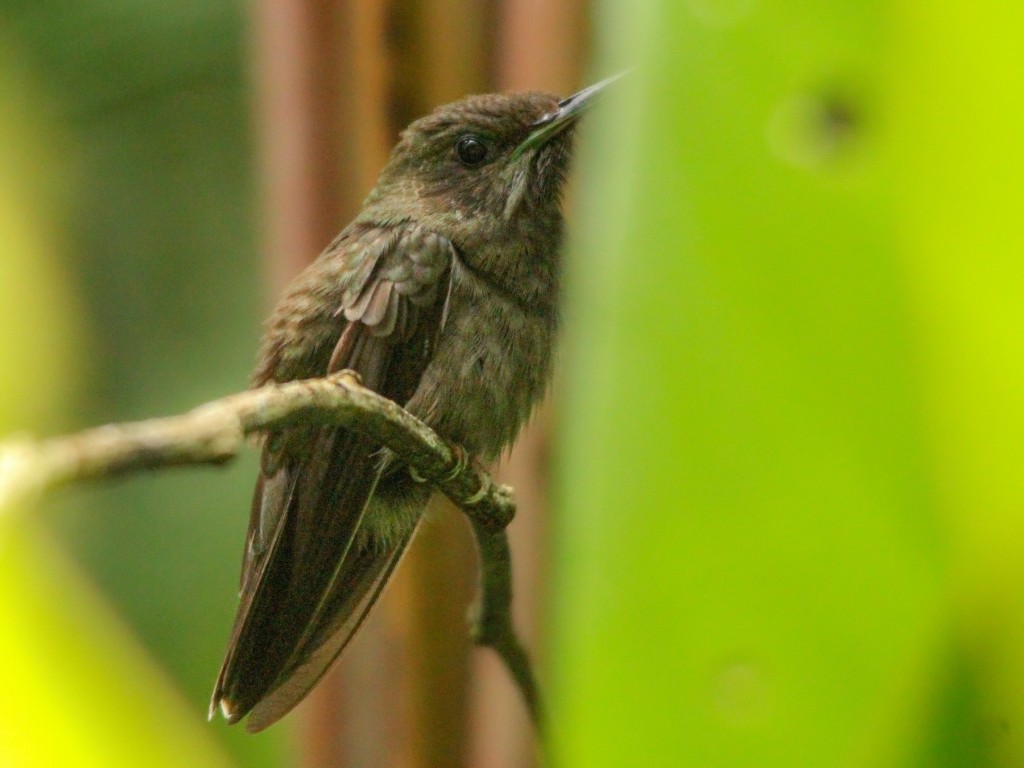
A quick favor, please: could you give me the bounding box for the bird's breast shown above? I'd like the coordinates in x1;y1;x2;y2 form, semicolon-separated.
405;275;556;461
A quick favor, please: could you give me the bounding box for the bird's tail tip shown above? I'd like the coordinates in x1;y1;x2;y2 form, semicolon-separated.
208;692;242;725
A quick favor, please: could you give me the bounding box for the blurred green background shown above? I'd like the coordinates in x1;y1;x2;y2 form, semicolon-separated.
3;0;1024;766
554;1;1024;767
0;1;281;765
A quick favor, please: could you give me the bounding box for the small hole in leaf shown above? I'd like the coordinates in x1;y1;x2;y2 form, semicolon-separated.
767;88;863;170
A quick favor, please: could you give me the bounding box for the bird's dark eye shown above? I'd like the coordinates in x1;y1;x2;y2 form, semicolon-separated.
456;134;488;167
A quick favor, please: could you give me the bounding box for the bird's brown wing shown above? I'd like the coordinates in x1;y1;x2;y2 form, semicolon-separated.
211;223;454;729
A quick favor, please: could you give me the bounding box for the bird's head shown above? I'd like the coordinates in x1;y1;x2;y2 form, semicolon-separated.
360;79;614;253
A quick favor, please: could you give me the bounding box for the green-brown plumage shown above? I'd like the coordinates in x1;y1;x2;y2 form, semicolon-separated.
211;81;608;731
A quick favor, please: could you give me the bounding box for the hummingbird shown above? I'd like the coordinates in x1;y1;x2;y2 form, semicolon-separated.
211;78;612;732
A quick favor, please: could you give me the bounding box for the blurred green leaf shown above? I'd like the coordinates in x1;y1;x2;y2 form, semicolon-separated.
0;522;234;768
0;38;234;768
0;42;78;433
892;3;1024;765
0;4;286;764
548;1;1024;765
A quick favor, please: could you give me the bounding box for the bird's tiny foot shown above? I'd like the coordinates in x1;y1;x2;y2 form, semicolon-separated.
463;472;492;505
441;444;472;482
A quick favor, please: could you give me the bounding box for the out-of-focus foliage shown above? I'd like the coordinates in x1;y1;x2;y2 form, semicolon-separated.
555;1;1024;767
0;47;231;768
0;3;286;765
0;523;235;768
0;53;76;432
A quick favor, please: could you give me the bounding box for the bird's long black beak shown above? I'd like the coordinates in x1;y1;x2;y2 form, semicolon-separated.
513;72;625;158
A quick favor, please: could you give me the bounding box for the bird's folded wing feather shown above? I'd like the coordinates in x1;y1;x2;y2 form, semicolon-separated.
211;223;454;728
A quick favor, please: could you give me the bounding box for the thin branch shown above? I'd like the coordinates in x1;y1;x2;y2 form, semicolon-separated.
0;371;513;528
469;521;544;731
0;370;541;728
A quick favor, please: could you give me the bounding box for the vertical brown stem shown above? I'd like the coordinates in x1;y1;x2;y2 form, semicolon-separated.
495;0;589;93
252;0;342;286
